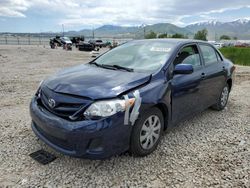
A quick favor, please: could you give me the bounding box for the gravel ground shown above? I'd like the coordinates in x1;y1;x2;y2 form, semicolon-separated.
0;45;249;187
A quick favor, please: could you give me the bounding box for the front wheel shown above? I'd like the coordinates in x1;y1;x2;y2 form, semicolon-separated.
129;107;164;157
212;84;230;111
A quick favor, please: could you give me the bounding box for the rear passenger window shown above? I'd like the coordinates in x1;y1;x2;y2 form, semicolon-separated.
200;45;218;65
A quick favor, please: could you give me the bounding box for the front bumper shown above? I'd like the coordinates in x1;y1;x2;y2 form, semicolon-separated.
30;97;132;159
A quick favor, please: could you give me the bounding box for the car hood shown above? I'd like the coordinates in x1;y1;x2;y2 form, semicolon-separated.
43;64;151;99
64;41;72;44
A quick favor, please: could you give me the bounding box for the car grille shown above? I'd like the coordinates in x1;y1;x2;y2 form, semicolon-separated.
38;86;92;120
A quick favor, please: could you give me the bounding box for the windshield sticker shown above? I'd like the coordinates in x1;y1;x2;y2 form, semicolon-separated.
150;47;171;52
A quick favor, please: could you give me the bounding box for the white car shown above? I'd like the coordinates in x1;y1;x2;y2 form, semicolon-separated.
60;37;72;45
214;43;224;49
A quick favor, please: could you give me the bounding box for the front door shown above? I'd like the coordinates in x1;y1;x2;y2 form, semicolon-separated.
171;44;205;124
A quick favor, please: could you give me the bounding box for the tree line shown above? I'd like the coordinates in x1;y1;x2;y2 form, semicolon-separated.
145;29;237;41
145;31;188;39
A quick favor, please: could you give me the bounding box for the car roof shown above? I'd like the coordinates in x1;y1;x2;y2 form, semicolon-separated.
131;39;210;46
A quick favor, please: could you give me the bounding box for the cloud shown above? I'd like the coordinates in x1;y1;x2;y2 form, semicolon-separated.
0;7;26;17
0;0;250;28
0;0;31;17
58;0;250;28
0;0;79;17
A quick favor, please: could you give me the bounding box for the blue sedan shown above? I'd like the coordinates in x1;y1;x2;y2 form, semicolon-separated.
30;39;235;159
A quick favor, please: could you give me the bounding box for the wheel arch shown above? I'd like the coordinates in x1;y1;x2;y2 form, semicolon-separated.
154;103;169;130
227;78;232;92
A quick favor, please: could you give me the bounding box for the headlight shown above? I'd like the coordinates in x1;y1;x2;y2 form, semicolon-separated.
84;98;135;118
38;80;44;87
35;80;43;97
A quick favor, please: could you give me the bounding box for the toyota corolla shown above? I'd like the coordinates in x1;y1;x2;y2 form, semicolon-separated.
30;39;235;159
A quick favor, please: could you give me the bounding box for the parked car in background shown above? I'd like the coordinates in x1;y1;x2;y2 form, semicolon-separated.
49;36;72;49
95;40;104;47
50;36;63;47
71;36;85;47
89;39;104;48
78;41;95;51
235;42;249;47
214;42;224;49
60;37;72;45
103;41;112;47
30;39;235;159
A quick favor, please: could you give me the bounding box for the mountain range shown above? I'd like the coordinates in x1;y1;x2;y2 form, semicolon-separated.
66;19;250;40
186;19;250;40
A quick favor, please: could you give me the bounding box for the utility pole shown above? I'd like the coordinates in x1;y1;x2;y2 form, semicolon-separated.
92;27;95;39
62;24;65;36
214;28;217;41
144;26;146;39
40;29;42;46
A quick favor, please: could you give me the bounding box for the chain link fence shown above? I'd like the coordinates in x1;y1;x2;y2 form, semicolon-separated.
0;36;133;45
0;36;50;45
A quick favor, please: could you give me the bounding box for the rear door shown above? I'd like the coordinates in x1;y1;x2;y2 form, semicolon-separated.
171;44;206;124
198;44;227;107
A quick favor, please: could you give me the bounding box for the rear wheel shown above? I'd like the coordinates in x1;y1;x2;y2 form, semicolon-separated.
212;84;229;111
129;107;164;157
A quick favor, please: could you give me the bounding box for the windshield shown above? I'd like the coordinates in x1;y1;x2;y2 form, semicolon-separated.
94;40;174;73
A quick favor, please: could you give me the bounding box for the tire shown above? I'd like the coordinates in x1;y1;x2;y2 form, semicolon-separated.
129;107;164;157
212;84;230;111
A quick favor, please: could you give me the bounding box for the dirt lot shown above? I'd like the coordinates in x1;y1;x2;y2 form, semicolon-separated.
0;45;249;187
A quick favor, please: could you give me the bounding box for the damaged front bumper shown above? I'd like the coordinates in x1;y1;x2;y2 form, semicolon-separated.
30;97;132;159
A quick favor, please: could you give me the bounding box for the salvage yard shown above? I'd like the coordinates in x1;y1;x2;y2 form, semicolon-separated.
0;45;249;187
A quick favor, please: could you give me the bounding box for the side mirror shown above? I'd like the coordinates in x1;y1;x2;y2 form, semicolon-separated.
173;64;193;75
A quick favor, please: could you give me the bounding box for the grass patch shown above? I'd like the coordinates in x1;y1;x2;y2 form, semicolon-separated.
219;47;250;66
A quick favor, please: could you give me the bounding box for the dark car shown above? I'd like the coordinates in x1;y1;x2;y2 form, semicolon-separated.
50;36;63;47
30;39;235;159
78;41;95;51
50;36;72;49
70;36;85;47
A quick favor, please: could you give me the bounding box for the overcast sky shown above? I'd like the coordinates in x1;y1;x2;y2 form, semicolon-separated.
0;0;250;32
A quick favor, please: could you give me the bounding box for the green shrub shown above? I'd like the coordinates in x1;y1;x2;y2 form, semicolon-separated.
194;29;208;41
171;33;186;39
220;35;231;40
158;33;168;38
219;47;250;66
145;31;157;39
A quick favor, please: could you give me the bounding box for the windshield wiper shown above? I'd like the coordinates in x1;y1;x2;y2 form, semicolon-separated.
89;62;116;70
112;65;134;72
89;62;133;72
105;64;134;72
89;61;100;67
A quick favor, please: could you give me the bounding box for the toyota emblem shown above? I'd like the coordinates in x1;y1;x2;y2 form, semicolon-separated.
48;98;56;108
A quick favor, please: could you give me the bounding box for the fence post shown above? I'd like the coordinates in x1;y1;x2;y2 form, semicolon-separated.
39;36;41;45
28;35;31;45
5;36;7;45
17;37;20;45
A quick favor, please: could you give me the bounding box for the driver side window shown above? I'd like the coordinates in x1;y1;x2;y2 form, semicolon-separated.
174;45;201;68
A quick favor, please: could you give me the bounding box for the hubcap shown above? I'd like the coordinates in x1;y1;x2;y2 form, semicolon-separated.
140;115;161;150
221;86;229;107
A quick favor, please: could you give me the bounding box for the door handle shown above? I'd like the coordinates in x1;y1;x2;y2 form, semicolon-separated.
201;72;206;79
